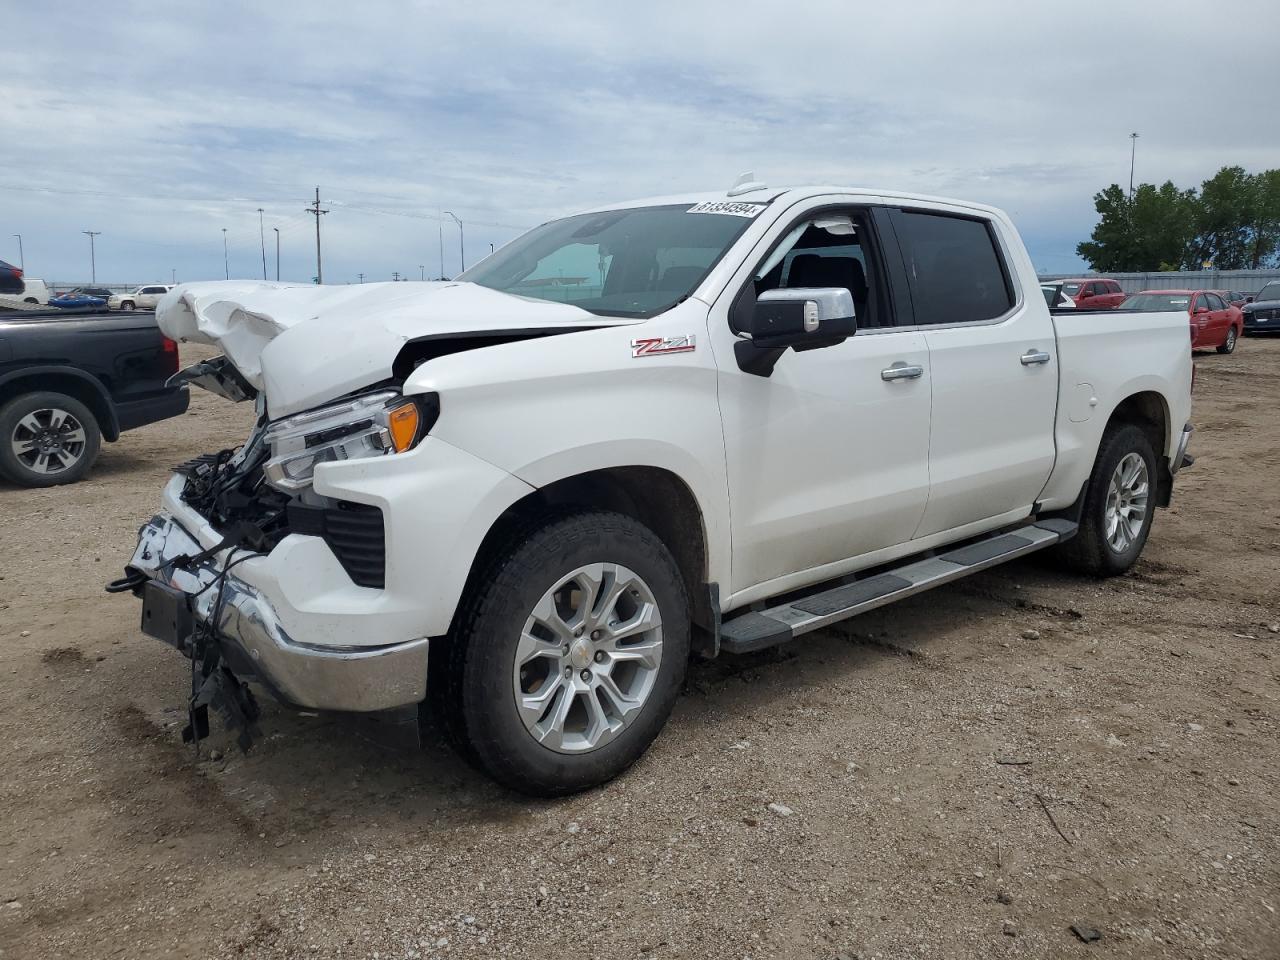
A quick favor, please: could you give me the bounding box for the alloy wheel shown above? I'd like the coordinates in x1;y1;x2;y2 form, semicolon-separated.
512;562;663;754
1104;452;1149;553
9;407;88;476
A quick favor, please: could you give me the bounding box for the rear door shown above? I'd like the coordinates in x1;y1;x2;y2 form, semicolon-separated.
887;207;1058;538
1190;293;1213;346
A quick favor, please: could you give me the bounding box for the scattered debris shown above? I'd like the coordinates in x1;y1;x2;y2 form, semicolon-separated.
40;646;85;664
1233;633;1258;640
209;749;224;762
1106;733;1125;747
1021;629;1041;640
996;890;1014;905
1268;623;1279;634
742;817;759;828
1227;777;1240;786
995;757;1032;766
566;822;581;834
1070;925;1102;943
767;802;794;818
1187;722;1204;732
1034;793;1072;845
1002;921;1018;937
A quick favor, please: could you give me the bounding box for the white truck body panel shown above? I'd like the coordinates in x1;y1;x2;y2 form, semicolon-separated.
147;185;1193;651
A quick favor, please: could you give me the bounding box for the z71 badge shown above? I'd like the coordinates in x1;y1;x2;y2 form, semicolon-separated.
631;335;696;358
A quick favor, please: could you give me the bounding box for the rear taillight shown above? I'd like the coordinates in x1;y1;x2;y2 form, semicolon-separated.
161;336;179;374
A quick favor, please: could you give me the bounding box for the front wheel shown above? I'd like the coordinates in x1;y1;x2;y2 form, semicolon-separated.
1050;423;1157;577
1217;326;1238;354
120;301;135;312
434;510;690;796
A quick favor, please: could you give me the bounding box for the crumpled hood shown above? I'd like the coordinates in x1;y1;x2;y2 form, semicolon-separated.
158;280;626;417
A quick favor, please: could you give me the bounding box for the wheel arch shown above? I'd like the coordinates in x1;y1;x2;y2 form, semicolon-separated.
458;465;717;648
1103;390;1171;506
0;367;119;441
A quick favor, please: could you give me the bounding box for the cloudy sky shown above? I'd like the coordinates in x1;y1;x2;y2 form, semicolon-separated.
4;0;1276;285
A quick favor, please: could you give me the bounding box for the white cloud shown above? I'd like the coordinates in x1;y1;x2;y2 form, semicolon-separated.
3;0;1276;282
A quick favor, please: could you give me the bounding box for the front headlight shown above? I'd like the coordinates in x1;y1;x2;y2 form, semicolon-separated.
262;389;438;491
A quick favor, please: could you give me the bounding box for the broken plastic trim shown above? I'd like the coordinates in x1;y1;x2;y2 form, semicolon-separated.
391;327;599;379
168;355;257;403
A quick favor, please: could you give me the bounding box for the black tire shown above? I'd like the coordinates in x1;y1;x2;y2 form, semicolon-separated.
434;510;690;796
0;391;101;487
1217;326;1238;354
121;301;135;312
23;297;37;304
1050;423;1157;577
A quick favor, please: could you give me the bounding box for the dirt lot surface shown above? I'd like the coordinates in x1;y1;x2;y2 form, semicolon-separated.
2;339;1278;960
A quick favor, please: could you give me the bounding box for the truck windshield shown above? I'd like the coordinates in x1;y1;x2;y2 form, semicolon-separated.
1120;293;1191;311
458;203;763;317
1255;281;1280;302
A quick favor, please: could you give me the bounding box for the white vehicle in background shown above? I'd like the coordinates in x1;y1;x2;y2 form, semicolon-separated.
1040;282;1075;309
0;278;51;309
119;182;1194;796
109;285;173;311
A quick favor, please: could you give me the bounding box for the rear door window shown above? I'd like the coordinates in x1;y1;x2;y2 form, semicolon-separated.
889;210;1014;324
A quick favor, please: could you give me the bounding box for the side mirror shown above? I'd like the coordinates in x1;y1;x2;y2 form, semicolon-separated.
735;287;856;376
747;287;856;346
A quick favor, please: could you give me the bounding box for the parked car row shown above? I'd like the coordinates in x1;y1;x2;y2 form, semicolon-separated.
1118;289;1242;353
1241;280;1280;336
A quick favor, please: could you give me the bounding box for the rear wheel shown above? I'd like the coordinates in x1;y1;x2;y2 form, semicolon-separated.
1217;326;1238;354
1050;423;1157;577
434;510;690;796
0;391;101;487
121;300;135;311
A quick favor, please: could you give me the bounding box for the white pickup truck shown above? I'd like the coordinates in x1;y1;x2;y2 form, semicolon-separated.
117;184;1193;795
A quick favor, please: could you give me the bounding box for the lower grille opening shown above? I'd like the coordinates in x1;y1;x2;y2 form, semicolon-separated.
288;501;386;588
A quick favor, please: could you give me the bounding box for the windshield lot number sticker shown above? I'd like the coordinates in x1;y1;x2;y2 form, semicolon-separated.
632;335;696;358
686;201;765;218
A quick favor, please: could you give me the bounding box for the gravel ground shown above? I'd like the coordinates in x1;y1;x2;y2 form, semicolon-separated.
1;339;1278;960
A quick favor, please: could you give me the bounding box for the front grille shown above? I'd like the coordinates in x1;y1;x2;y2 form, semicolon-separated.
288;501;386;588
1254;308;1279;321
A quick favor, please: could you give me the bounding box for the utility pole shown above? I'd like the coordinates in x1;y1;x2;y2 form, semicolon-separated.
305;187;328;284
1128;132;1139;201
419;264;425;281
171;267;176;284
272;227;280;281
258;208;267;280
392;271;401;282
222;228;229;279
445;211;464;272
82;231;101;283
489;242;494;255
12;234;22;271
357;272;364;284
438;212;445;280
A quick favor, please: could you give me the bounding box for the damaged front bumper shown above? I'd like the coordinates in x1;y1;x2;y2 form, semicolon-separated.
127;510;430;713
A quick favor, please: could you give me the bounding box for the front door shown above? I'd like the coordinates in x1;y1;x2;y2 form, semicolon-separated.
887;207;1058;538
711;204;932;600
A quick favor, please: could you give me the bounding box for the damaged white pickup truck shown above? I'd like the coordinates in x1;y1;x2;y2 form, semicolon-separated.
115;184;1194;795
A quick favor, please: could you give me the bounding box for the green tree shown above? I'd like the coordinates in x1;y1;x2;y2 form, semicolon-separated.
1077;166;1280;272
1077;181;1196;271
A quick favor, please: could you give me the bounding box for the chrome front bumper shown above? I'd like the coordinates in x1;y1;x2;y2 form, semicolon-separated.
129;514;430;712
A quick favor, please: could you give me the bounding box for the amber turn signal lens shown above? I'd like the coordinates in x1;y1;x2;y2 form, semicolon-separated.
386;402;420;452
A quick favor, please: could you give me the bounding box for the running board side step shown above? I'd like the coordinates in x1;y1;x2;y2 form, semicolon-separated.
719;519;1078;654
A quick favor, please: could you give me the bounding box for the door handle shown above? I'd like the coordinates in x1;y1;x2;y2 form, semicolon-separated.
1020;349;1052;366
881;362;924;381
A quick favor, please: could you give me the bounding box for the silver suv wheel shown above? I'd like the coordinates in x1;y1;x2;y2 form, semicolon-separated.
513;562;663;754
10;407;88;476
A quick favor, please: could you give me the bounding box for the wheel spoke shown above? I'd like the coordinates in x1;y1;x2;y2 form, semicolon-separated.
535;682;578;749
17;413;43;435
47;409;67;430
596;672;645;719
530;592;575;643
606;636;662;670
580;686;615;745
61;427;86;444
519;673;565;724
32;453;52;474
53;449;77;467
515;626;562;668
604;600;661;643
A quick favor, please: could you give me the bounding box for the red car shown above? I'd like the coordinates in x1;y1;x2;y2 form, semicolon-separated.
1051;277;1126;309
1120;289;1242;354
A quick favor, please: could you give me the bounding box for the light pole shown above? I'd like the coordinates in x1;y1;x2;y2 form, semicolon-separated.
82;231;101;283
171;267;176;284
222;228;229;279
258;208;267;280
438;212;445;280
419;264;425;281
272;227;280;281
12;234;22;272
445;211;464;272
489;242;495;255
1128;132;1139;201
